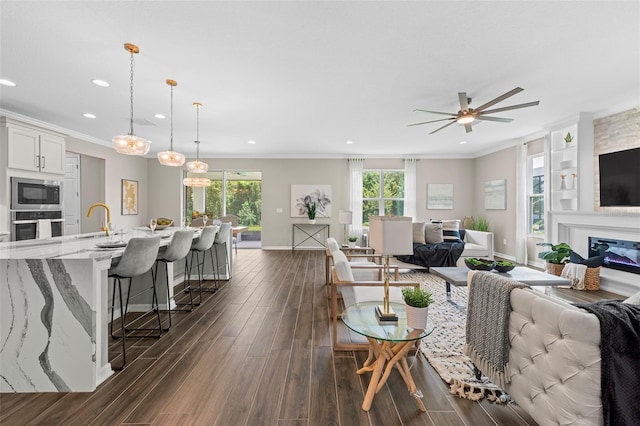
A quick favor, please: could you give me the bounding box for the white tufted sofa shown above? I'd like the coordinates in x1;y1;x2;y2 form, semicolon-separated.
467;270;603;424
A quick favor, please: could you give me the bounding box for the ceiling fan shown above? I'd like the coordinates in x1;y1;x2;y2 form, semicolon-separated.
409;87;539;134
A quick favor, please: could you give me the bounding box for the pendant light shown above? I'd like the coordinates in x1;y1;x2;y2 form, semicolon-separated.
183;102;211;187
157;79;186;166
112;43;151;155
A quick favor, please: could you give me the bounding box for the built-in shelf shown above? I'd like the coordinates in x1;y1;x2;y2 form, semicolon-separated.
550;123;579;212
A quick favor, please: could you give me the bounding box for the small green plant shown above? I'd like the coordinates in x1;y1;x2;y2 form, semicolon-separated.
495;260;515;267
564;132;574;144
401;287;434;308
348;234;358;242
466;258;494;266
471;216;490;232
305;202;316;220
537;242;572;264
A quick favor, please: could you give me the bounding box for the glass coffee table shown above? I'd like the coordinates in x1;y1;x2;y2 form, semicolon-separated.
341;301;435;412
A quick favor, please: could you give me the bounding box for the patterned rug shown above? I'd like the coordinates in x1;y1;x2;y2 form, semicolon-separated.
400;271;510;403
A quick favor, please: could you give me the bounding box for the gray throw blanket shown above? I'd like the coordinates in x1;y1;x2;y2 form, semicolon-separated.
463;271;528;389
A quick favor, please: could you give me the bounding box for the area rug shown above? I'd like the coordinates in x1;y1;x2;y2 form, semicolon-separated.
400;271;511;403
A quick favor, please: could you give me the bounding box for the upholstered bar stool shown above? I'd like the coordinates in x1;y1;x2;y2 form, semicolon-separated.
187;225;218;303
212;222;232;284
154;229;194;331
108;235;161;369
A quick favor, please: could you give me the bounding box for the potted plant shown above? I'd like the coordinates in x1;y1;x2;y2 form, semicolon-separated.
401;287;434;330
305;201;316;224
536;242;571;276
348;234;358;248
564;132;574;144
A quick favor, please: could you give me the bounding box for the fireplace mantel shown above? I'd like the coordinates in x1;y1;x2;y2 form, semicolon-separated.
548;211;640;295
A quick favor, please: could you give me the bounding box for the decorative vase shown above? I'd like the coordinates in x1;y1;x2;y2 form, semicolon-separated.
308;219;316;224
405;305;429;330
348;241;356;248
560;175;567;190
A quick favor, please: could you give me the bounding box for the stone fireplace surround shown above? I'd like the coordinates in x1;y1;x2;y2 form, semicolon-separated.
548;211;640;296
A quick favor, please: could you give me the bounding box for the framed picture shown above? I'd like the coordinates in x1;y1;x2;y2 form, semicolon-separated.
291;185;332;217
121;179;139;215
427;183;454;209
485;179;506;210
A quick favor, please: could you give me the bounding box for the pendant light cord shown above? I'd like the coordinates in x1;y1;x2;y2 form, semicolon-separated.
129;52;135;136
195;103;200;161
170;84;174;151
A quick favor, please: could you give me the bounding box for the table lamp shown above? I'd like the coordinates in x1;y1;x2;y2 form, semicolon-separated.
338;209;353;246
368;216;413;321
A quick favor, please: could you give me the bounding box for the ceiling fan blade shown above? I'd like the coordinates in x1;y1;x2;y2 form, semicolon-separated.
464;123;473;133
428;120;456;135
473;87;524;112
474;116;513;123
479;100;540;115
413;109;457;116
458;92;469;113
408;118;455;126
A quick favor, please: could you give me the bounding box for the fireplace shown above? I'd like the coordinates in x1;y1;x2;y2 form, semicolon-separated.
589;237;640;275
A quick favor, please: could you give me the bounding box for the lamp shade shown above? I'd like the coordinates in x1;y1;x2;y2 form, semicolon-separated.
368;216;413;255
338;210;353;225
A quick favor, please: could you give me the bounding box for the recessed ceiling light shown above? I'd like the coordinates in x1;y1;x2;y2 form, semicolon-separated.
248;140;256;144
0;79;16;87
154;113;166;119
91;79;110;87
83;113;96;119
346;140;354;145
460;140;468;145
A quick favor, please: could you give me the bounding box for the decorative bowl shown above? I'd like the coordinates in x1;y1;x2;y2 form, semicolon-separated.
494;261;516;273
150;218;174;230
464;258;496;271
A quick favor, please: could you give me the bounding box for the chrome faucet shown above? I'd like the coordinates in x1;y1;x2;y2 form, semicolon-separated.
87;203;112;236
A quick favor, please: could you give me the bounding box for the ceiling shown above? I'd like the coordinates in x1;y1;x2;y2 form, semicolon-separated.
1;1;638;159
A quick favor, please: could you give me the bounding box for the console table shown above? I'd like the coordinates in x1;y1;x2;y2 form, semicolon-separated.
292;223;329;250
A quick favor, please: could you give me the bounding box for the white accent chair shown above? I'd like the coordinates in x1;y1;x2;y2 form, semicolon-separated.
330;250;418;351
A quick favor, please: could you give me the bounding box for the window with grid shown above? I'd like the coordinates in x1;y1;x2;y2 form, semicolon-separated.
528;154;545;235
362;169;404;226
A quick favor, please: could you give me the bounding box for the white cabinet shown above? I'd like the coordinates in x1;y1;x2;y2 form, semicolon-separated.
3;121;65;175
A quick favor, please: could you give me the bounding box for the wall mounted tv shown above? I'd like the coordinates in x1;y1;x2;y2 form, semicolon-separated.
598;146;640;207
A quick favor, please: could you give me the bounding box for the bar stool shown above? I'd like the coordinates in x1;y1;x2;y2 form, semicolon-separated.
187;225;218;304
154;229;194;331
212;222;232;283
109;235;161;370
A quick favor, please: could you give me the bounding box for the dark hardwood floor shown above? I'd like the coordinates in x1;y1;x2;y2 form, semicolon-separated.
0;250;617;425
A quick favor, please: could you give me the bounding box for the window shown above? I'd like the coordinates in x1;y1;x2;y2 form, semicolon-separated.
185;171;262;228
528;154;545;234
362;169;404;226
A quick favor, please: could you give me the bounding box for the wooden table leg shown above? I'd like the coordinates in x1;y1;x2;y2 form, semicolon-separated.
361;340;388;411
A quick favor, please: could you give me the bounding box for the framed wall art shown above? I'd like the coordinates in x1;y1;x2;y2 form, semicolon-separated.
485;179;506;210
121;179;139;215
291;184;332;217
427;183;454;209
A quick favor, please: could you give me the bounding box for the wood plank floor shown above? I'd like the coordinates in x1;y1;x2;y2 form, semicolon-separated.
0;250;617;425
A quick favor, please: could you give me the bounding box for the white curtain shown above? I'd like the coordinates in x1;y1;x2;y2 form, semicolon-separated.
404;158;417;220
516;142;528;265
349;158;364;241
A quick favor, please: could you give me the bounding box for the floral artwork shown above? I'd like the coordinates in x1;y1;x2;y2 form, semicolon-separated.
121;179;138;215
291;185;332;218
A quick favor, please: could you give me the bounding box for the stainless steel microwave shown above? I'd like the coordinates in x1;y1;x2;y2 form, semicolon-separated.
11;177;63;210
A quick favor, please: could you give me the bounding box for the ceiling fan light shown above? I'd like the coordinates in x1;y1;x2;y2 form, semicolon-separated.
183;176;211;187
457;115;475;124
113;134;151;155
158;150;186;166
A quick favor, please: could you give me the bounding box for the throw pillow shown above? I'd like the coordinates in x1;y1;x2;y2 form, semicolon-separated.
624;291;640;306
425;222;444;244
442;219;463;243
570;251;605;268
412;222;426;244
